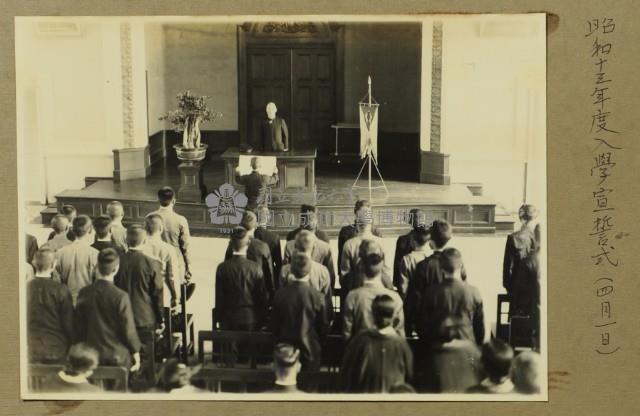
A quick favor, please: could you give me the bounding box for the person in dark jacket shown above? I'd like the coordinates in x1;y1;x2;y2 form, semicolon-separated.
225;211;275;298
27;247;74;364
75;249;141;372
254;205;283;289
408;219;467;328
235;156;279;211
265;343;302;394
26;233;39;265
216;226;269;331
419;248;484;347
393;208;428;291
341;294;414;393
91;215;124;255
261;102;289;151
40;343;101;393
271;253;330;371
286;204;330;244
114;225;164;388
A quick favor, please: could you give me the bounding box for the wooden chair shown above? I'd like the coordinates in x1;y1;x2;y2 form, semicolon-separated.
199;330;275;368
321;334;345;372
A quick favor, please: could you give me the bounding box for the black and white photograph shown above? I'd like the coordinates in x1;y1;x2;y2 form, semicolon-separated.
16;14;547;400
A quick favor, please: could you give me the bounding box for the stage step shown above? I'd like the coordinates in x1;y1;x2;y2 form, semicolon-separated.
40;205;58;225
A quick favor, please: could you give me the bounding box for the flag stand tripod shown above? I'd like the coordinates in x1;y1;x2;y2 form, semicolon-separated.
351;76;389;201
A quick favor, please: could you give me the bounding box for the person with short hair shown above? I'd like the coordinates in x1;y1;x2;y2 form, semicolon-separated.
340;239;394;296
91;215;124;254
106;201;128;253
279;230;333;319
143;213;178;308
55;215;99;305
234;156;279;211
149;187;193;282
272;253;330;371
40;343;101;393
340;205;391;280
286;204;330;243
503;204;540;294
253;205;283;289
283;224;336;290
467;339;515;394
75;248;141;373
343;243;404;339
341;294;414;393
397;226;432;299
267;343;302;393
511;351;541;394
216;227;269;332
44;215;72;252
419;248;484;346
261;102;289;152
157;359;205;394
337;200;383;278
47;205;77;242
27;247;74;364
393;208;428;290
224;211;275;298
114;224;164;389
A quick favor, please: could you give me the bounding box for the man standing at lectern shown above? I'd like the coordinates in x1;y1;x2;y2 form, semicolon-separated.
235;157;279;212
261;102;289;152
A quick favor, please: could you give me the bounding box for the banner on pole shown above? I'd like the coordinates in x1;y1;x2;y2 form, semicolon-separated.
359;102;379;160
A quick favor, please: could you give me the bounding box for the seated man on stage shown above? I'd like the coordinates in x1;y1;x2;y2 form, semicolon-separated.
262;102;289;152
235;156;279;212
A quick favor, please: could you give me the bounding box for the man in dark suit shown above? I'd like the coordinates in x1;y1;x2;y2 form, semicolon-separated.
272;253;329;371
224;211;275;298
75;248;141;373
419;248;484;347
503;204;540;296
235;156;279;212
91;215;125;255
27;247;74;364
286;204;330;243
337;200;382;280
216;226;269;331
254;205;283;289
261;102;289;151
114;225;164;388
393;208;428;290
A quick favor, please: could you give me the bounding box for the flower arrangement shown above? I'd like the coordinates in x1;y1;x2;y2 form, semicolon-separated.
160;91;223;149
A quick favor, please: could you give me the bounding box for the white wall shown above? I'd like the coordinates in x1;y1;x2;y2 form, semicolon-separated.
16;19;151;203
442;16;546;214
145;23;167;135
421;15;546;214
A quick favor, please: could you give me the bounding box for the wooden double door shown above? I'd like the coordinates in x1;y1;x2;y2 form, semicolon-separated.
247;46;336;152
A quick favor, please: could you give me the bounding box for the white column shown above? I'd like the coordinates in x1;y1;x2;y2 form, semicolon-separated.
419;20;433;152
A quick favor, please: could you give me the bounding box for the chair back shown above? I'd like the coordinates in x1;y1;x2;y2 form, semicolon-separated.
28;364;64;392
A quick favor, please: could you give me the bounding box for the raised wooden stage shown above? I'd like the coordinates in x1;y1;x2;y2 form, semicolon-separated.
52;156;513;237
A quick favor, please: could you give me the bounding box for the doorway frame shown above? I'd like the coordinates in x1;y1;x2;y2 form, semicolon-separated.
237;22;345;146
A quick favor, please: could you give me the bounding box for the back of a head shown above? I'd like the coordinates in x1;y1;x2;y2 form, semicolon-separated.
66;343;99;375
157;186;175;207
414;227;430;247
230;226;249;252
430;219;452;249
273;343;300;376
250;156;260;170
294;229;314;253
441;247;463;275
299;204;318;229
61;205;77;220
353;199;371;215
481;339;514;382
358;239;383;261
145;213;164;234
410;208;427;230
92;215;112;239
290;252;311;279
240;211;258;231
160;358;193;390
127;224;146;247
359;240;385;278
518;204;538;223
355;207;373;228
72;215;93;238
33;247;55;273
106;200;124;219
97;248;120;277
371;294;396;329
511;351;541;394
51;214;69;234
